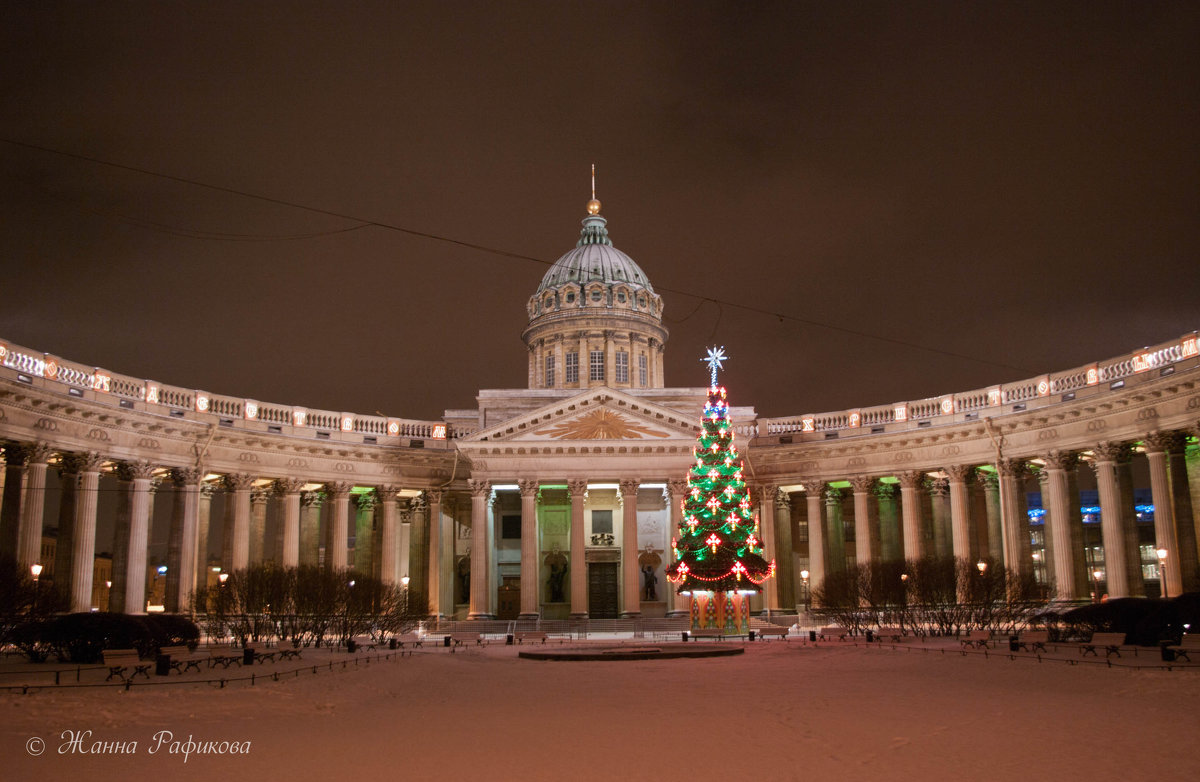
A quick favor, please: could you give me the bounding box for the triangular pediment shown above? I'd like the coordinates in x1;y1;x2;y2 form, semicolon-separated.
462;388;700;445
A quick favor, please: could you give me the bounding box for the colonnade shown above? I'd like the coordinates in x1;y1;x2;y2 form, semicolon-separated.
759;429;1198;608
0;441;434;615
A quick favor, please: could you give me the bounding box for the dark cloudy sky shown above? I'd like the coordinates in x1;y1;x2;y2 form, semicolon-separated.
1;2;1197;422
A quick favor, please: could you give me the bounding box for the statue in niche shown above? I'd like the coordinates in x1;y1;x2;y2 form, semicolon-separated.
544;549;568;603
456;556;471;603
638;546;662;601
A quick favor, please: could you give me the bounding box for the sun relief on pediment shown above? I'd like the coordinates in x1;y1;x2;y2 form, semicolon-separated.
534;408;672;440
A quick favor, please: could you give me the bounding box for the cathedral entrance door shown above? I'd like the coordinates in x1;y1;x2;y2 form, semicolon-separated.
497;577;520;620
588;562;619;619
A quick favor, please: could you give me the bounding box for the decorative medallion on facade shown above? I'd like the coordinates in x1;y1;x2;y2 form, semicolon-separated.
535;408;670;439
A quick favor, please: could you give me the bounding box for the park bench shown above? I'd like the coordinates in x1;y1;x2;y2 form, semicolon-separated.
1080;632;1127;658
159;645;206;674
208;646;242;668
395;633;423;648
755;626;789;641
960;630;991;649
277;644;303;661
245;642;277;663
875;627;904;643
1017;630;1049;653
687;628;732;641
818;626;847;641
515;631;548;644
1166;635;1200;662
348;636;377;652
450;632;484;649
103;649;151;682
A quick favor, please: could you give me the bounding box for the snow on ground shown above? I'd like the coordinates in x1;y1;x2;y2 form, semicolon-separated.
2;640;1197;781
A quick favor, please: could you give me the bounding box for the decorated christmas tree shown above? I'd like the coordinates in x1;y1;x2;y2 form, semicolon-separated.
666;347;774;631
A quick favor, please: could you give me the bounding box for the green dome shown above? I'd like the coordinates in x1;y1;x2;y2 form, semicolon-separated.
535;214;655;294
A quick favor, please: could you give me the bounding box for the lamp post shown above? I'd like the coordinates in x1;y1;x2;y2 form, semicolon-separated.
1092;569;1103;603
799;569;810;615
105;580;112;612
1156;549;1169;600
30;563;43;617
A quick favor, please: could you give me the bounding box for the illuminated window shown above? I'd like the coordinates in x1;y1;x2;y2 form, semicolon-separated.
589;350;604;381
565;352;579;384
545;355;555;387
615;351;628;383
638;353;647;387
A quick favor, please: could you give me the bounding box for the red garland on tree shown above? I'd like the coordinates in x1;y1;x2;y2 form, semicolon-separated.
666;347;774;630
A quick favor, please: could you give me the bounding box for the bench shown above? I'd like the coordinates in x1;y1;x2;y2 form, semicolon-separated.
395;633;423;648
348;636;377;652
755;626;789;641
1166;634;1200;662
450;632;484;649
875;627;904;643
1080;632;1127;658
159;645;206;674
245;642;277;663
960;630;991;649
103;649;151;682
687;628;733;641
516;631;548;644
208;646;242;668
1017;630;1049;653
819;626;847;641
277;643;303;661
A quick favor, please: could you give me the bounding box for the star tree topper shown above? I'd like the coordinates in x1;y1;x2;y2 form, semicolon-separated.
702;346;727;386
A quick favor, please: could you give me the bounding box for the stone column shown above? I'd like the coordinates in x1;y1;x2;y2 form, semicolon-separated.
69;453;104;613
325;482;352;571
375;486;399;584
167;468;200;613
427;489;444;617
928;477;951;557
409;493;428;592
944;465;974;567
518;479;540;618
824;485;845;573
352;491;377;574
17;442;51;570
0;443;28;559
121;461;154;614
620;479;641;617
223;473;254;572
774;488;794;609
397;502;412;588
898;471;926;562
849;476;877;573
1144;432;1183;598
875;482;900;562
1042;451;1081;601
467;478;491;619
1115;446;1146;597
1091;442;1129;598
803;481;826;607
1166;432;1199;592
274;478;304;568
196;482;216;581
980;471;1003;562
567;480;588;618
996;459;1030;575
51;454;82;598
250;486;269;564
666;478;687;617
300;491;321;566
757;483;779;612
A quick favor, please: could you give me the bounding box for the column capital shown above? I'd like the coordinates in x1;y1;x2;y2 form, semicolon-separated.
897;470;926;489
774;488;792;509
200;481;219;500
78;451;105;473
353;491;377;511
619;479;640;498
223;472;256;492
300;490;323;508
409;492;427;512
872;481;897;500
57;452;84;478
926;477;949;497
517;479;539;497
27;441;54;465
325;480;354;496
1092;440;1131;464
995;458;1028;479
823;485;843;503
2;442;29;467
170;467;202;486
567;478;589;498
799;478;825;496
849;475;876;494
943;464;974;484
274;477;306;495
666;478;688;498
116;459;157;482
1143;430;1188;455
1042;450;1079;471
251;486;270;505
426;488;444;505
468;478;491;498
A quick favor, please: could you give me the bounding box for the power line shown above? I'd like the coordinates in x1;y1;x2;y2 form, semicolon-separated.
1;136;1034;374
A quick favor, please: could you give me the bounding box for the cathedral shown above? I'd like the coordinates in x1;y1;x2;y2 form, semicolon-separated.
1;194;1198;621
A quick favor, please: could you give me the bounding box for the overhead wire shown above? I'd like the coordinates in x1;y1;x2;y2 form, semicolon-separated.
1;136;1035;374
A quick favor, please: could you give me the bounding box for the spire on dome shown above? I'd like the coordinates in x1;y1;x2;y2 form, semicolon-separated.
578;164;612;247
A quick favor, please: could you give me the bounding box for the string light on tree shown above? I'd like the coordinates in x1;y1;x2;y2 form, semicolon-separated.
667;347;774;632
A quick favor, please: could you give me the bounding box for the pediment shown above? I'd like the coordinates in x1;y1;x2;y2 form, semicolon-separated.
462;389;699;445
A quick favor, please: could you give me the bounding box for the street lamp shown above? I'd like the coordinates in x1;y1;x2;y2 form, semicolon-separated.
1156;549;1169;599
799;569;810;614
976;560;987;575
30;563;42;617
105;580;112;612
1092;569;1103;603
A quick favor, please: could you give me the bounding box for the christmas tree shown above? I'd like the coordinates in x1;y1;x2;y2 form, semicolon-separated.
666;347;774;631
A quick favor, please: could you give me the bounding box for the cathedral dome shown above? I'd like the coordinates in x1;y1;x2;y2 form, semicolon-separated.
535;213;656;295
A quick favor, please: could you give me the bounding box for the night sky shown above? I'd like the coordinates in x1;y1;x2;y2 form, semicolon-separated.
2;2;1197;423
